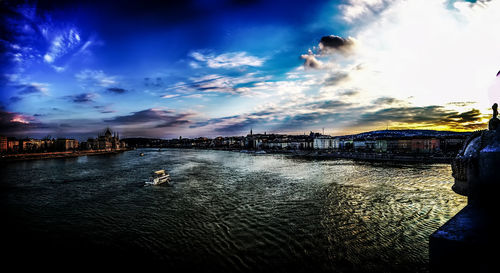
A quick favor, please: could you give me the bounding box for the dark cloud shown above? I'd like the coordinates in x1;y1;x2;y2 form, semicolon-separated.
189;115;239;129
323;72;349;86
66;93;96;103
319;35;355;54
190;99;355;135
358;106;486;130
106;87;127;94
446;109;482;123
9;96;22;103
14;83;46;95
301;35;355;69
144;77;164;88
303;100;352;110
105;109;191;128
446;101;477;107
337;89;359;97
372;97;403;105
18;85;42;95
0;110;49;135
93;105;116;113
214;117;265;134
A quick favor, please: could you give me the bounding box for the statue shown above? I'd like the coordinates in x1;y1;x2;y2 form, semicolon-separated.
431;101;500;271
488;103;499;130
451;103;500;199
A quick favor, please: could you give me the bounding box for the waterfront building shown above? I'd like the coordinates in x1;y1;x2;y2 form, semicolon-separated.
20;138;44;152
332;138;340;149
56;138;79;151
0;135;7;153
41;139;56;151
353;138;377;152
411;138;440;153
7;138;19;152
375;139;388;153
339;138;354;150
386;139;399;152
314;136;334;149
82;138;99;150
353;139;366;151
365;139;376;151
79;128;125;151
397;139;412;153
440;137;466;155
95;128;124;151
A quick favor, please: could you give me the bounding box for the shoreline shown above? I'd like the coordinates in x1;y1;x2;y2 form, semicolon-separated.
1;147;453;164
0;149;132;162
290;151;452;163
142;147;454;164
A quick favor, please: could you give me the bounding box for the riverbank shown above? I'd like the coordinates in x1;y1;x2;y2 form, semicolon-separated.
158;147;454;164
0;149;131;162
210;148;453;163
292;151;453;163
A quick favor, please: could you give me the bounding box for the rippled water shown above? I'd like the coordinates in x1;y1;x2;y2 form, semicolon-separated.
1;149;466;272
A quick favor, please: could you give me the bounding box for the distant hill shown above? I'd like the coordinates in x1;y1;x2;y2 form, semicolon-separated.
342;129;472;140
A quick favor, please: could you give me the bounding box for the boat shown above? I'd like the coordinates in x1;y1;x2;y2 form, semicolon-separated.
146;170;170;186
139;152;144;156
255;150;266;154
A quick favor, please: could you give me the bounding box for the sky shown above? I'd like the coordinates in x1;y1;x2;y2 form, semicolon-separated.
1;0;500;139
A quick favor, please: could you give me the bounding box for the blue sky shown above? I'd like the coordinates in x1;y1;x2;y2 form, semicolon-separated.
1;0;499;139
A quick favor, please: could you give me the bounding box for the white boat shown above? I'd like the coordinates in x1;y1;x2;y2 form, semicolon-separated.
255;150;266;154
146;170;170;185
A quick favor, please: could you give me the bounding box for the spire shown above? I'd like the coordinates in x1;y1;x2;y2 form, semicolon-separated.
104;127;112;137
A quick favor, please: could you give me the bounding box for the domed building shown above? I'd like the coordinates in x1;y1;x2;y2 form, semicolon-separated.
81;128;126;151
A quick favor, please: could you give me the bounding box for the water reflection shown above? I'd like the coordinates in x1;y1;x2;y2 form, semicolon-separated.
1;148;466;272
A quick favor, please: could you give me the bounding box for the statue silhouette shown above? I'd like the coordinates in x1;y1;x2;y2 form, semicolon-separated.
488;103;499;130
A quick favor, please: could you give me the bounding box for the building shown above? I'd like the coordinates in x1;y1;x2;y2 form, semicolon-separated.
20;138;44;152
83;128;125;151
56;138;79;151
314;136;334;149
397;139;412;153
375;139;388;153
411;138;440;153
0;136;7;153
7;138;19;152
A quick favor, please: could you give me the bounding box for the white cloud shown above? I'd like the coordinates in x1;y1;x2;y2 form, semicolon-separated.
189;51;266;69
331;0;500;111
164;73;272;97
75;69;117;88
162;94;180;99
43;28;82;65
340;0;392;23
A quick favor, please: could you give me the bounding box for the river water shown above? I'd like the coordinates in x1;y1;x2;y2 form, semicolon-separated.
1;149;466;272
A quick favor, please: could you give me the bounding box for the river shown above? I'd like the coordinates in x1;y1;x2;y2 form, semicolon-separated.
0;148;466;272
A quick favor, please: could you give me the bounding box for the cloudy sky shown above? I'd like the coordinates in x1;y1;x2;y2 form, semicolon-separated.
1;0;499;139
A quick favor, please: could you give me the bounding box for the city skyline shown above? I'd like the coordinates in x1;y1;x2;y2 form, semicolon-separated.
2;0;500;139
